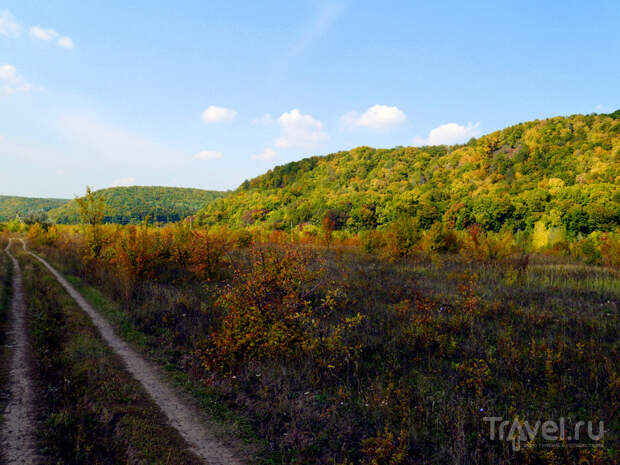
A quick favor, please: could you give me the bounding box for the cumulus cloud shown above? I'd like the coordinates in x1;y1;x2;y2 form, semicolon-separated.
252;113;275;126
275;109;328;149
0;64;33;96
57;36;74;49
252;147;277;161
30;25;58;40
0;10;21;37
111;177;136;187
201;105;237;123
0;64;18;81
30;25;74;49
194;150;223;160
413;122;481;146
341;104;406;130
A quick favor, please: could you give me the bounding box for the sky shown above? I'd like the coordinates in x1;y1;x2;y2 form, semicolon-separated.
1;0;619;198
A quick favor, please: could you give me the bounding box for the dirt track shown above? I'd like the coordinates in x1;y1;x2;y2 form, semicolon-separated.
21;239;242;465
1;239;40;465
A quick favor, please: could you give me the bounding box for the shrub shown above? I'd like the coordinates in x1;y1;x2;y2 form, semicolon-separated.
385;216;421;258
600;230;620;272
360;230;386;254
202;245;321;372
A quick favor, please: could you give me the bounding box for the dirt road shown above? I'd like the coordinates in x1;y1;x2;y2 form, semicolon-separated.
1;239;40;465
22;239;242;465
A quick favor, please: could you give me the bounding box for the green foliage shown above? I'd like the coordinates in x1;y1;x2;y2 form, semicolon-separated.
6;217;24;232
0;195;68;221
22;210;52;231
198;113;620;235
75;186;106;226
50;186;226;224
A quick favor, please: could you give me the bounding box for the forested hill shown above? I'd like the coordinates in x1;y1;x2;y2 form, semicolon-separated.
198;111;620;234
0;195;69;221
50;186;226;224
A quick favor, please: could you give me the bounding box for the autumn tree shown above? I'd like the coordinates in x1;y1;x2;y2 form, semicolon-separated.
76;186;107;258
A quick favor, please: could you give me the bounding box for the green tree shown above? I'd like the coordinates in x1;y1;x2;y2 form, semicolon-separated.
75;186;106;226
76;186;107;258
22;211;52;231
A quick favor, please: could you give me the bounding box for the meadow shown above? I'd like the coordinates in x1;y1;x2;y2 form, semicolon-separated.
3;219;616;465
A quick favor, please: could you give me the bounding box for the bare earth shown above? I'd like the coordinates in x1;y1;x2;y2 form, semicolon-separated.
22;239;243;465
1;239;40;465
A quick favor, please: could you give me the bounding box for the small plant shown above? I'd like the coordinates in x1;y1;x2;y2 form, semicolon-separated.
361;427;409;465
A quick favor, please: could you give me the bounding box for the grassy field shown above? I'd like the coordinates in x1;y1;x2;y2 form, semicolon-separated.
33;234;619;465
17;249;206;465
59;271;268;461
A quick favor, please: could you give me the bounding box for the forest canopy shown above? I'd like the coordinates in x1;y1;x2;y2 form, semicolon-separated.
0;195;69;222
198;112;620;235
49;186;226;224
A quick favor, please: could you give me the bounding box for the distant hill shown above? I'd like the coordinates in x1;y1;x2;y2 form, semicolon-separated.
0;195;70;222
50;186;226;224
198;112;620;234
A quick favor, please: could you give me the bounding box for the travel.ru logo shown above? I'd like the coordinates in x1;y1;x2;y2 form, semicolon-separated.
484;417;605;451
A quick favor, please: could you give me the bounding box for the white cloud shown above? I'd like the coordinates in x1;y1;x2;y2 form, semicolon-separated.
201;105;237;123
341;104;407;130
111;177;136;187
252;147;277;161
252;113;275;126
413;122;481;146
275;109;328;149
30;25;74;49
30;25;58;41
57;36;74;49
0;64;17;81
0;10;21;38
0;64;33;96
194;150;223;160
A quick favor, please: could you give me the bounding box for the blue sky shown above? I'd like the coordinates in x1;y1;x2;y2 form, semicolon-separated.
1;0;618;198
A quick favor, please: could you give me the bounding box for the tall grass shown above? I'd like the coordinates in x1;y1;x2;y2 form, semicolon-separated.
27;225;619;464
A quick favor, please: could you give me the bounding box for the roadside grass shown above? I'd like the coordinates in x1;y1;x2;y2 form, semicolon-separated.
61;272;270;463
19;250;204;465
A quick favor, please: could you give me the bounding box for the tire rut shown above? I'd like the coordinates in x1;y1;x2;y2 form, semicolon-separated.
21;240;243;465
1;239;41;465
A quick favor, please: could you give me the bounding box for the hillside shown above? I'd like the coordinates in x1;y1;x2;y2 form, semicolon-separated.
198;112;620;235
50;186;226;224
0;195;70;221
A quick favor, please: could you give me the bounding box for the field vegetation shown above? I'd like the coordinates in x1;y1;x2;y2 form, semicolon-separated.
17;215;619;464
12;245;206;464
